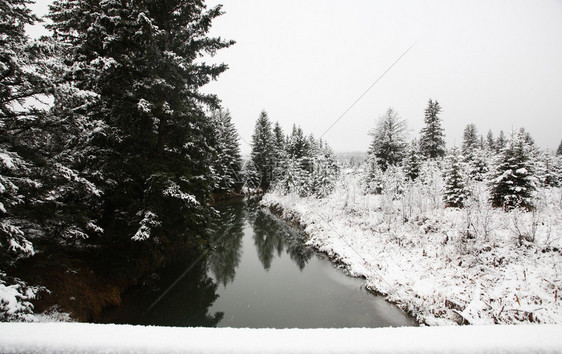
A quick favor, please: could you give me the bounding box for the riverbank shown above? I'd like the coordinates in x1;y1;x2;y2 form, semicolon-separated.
261;172;562;325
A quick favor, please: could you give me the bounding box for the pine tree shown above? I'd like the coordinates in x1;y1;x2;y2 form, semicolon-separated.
368;107;407;171
486;130;495;152
0;0;58;320
490;130;538;210
443;147;469;208
308;139;338;198
287;125;310;160
419;99;446;159
496;130;506;153
462;123;479;159
210;109;242;194
248;111;275;190
403;139;421;181
468;148;489;181
271;122;287;182
48;0;233;247
537;150;561;188
364;154;384;194
557;140;562;156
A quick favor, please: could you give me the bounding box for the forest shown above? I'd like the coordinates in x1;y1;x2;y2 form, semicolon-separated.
1;0;562;326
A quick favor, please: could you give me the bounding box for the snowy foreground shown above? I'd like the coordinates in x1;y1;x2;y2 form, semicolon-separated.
0;323;561;353
262;173;562;325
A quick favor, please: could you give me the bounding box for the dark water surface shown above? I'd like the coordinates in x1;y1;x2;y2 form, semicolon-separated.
99;200;416;328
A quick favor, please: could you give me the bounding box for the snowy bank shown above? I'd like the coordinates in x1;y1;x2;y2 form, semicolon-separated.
262;173;562;326
0;323;561;353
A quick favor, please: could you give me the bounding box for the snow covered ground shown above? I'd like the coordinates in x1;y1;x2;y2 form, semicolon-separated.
262;171;562;326
0;322;561;353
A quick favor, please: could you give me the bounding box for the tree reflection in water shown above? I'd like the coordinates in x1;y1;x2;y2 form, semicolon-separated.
100;199;315;327
245;200;313;271
100;255;223;327
207;201;246;286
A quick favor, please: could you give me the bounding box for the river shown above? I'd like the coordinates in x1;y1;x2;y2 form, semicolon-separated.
99;199;417;328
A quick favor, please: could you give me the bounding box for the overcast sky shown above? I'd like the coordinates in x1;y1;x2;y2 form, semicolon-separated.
29;0;562;154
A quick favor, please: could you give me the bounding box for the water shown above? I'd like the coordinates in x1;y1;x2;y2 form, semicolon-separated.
100;200;417;328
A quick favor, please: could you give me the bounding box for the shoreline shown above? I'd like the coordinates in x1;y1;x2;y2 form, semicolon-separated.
260;176;562;326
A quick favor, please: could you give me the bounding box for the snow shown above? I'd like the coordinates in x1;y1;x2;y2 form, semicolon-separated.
262;172;562;325
0;323;560;353
162;182;199;205
131;211;160;241
0;152;15;169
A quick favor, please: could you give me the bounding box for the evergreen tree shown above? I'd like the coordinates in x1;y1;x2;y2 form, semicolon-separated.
48;0;233;247
496;130;506;153
0;0;85;320
364;154;384;194
210;109;242;194
311;140;339;197
272;122;287;182
272;122;286;160
557;140;562;156
490;130;538;210
486;130;495;152
1;0;43;270
287;124;310;160
468;148;489;182
443;147;469;208
537;150;561;188
368;107;407;171
403;139;421;181
520;127;535;146
479;135;486;150
461;123;479;158
248;111;275;190
419;99;446;159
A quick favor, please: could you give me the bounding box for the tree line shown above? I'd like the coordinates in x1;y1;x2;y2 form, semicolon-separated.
245;111;339;198
365;99;562;210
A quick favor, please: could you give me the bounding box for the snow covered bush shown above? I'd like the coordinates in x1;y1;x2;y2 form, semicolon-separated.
0;272;43;321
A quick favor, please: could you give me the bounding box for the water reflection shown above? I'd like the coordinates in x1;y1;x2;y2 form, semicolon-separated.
245;200;313;271
207;201;245;286
99;199;417;328
100;255;223;327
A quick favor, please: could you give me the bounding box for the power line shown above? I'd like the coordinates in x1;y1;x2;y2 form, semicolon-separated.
319;42;416;139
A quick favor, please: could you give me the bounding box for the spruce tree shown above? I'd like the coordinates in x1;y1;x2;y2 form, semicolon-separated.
462;123;479;159
364;154;384;194
368;107;407;171
403;139;421;181
211;109;242;194
496;130;506;153
419;99;446;159
490;130;538;210
48;0;233;247
0;0;60;320
272;122;287;182
310;140;338;198
443;147;469;208
287;125;310;160
248;111;275;190
537;150;561;188
486;130;495;152
468;148;489;182
557;140;562;156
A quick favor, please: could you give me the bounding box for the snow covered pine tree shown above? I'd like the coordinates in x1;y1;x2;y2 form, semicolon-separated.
419;99;446;159
489;130;538;210
48;0;233;250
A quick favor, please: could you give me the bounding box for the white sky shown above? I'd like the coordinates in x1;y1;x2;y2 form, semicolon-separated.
28;0;562;154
